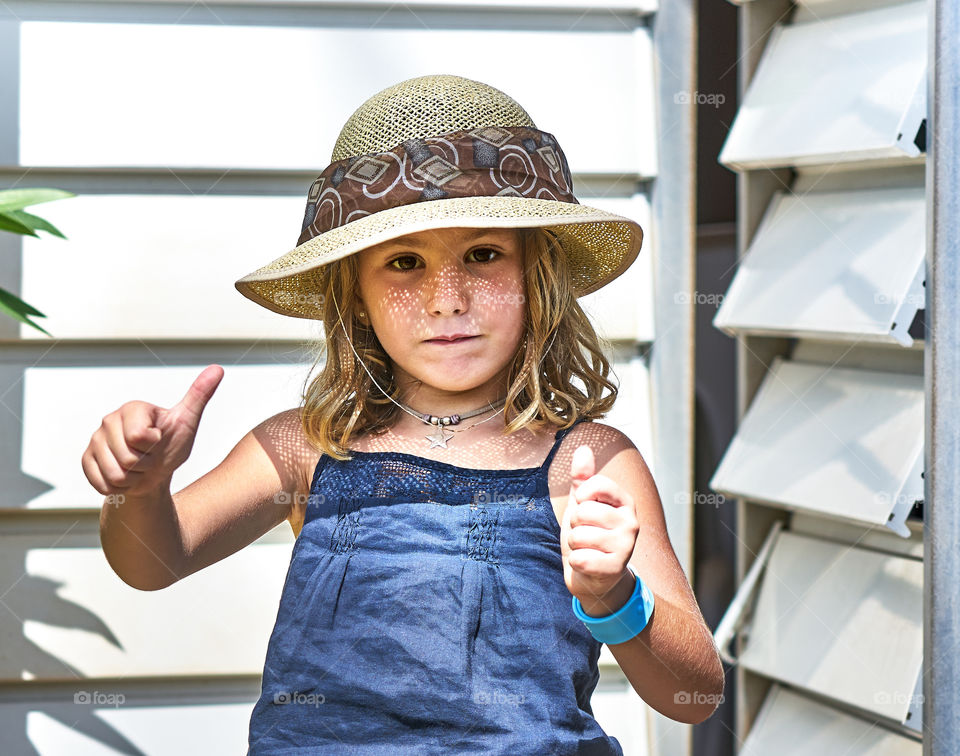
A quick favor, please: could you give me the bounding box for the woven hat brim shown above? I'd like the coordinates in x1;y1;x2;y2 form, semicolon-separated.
234;195;643;320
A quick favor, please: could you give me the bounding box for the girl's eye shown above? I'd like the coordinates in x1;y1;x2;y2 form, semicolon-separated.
468;247;500;264
386;247;501;271
387;255;419;271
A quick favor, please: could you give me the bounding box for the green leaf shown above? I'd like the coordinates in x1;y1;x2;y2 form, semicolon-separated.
0;211;39;237
5;209;67;239
0;188;75;213
0;286;51;337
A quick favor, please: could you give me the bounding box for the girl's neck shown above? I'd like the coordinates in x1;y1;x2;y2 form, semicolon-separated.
387;408;506;442
351;420;561;471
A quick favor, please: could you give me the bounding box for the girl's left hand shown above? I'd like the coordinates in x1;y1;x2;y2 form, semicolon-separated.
560;444;640;611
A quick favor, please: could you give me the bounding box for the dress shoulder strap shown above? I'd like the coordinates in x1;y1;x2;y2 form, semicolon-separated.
538;417;589;473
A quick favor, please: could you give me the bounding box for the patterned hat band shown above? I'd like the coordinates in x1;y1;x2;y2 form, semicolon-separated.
296;125;577;247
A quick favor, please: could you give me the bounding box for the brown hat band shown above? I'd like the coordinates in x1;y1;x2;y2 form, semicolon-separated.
296;125;578;247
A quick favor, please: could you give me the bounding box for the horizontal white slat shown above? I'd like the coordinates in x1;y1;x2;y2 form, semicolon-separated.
0;682;257;755
17;190;648;340
19;22;657;178
741;685;921;756
579;194;654;342
789;511;924;560
792;0;911;19
11;0;656;10
708;357;924;536
10;350;652;511
9;362;306;511
713;186;926;346
0;528;292;680
739;531;923;724
790;338;924;375
719;1;927;170
18;193;322;339
734;0;908;16
0;663;647;755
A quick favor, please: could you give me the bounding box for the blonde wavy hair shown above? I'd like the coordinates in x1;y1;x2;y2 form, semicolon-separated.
299;226;618;460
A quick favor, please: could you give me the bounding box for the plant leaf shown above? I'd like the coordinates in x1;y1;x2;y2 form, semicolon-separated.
0;286;51;337
0;211;39;237
0;188;75;213
5;209;67;239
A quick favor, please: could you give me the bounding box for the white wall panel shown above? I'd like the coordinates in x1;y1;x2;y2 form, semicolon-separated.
124;0;658;9
7;362;307;511
738;531;923;725
590;673;651;756
580;194;654;343
0;687;256;755
0;531;292;680
718;1;926;170
713;186;926;346
2;3;671;755
602;353;655;479
740;685;921;756
709;358;923;536
19;22;657;178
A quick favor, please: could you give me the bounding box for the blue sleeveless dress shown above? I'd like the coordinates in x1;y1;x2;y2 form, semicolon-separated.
247;419;624;755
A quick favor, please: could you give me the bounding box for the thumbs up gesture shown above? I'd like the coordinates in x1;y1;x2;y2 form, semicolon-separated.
560;445;640;614
82;365;224;497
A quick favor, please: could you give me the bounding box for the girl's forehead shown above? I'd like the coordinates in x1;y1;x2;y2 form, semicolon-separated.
370;227;520;250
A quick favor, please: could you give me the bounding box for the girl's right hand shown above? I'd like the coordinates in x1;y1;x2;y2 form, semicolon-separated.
82;365;225;498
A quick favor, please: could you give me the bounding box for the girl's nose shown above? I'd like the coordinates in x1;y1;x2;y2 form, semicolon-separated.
423;262;471;316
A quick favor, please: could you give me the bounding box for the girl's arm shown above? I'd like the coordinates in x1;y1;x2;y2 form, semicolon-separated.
159;409;309;584
95;402;309;591
563;423;725;724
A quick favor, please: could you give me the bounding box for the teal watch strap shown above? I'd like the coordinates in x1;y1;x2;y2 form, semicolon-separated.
571;565;655;645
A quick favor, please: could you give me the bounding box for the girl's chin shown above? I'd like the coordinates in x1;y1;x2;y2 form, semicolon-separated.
404;366;506;393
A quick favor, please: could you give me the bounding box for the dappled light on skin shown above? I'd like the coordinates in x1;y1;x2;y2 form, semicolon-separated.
355;226;528;435
250;409;324;537
339;226;567;467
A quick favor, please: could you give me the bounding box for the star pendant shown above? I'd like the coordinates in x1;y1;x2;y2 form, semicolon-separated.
426;424;453;448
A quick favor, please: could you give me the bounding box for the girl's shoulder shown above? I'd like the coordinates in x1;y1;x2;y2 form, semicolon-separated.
249;407;322;536
545;419;640;500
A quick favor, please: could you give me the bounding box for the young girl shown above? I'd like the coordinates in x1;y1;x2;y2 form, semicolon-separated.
84;74;724;754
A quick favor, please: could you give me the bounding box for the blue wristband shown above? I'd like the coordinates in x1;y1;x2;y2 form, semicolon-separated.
571;565;655;645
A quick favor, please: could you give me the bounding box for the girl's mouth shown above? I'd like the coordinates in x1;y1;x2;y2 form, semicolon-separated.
425;335;480;345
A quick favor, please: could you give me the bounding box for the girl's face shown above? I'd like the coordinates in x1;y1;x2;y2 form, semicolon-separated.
356;227;527;408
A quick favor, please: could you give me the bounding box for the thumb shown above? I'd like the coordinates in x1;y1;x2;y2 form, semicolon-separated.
165;365;225;431
568;444;595;503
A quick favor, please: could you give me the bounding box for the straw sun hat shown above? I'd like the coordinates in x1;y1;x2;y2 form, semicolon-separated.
234;74;644;320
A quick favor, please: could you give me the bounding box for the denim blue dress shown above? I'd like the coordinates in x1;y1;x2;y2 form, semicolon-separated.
247;419;624;755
